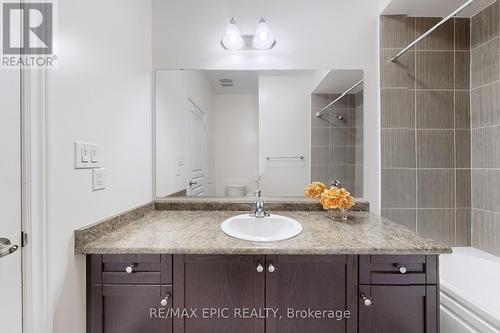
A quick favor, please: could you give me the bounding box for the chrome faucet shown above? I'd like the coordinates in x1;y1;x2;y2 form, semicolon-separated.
250;199;270;218
331;179;342;187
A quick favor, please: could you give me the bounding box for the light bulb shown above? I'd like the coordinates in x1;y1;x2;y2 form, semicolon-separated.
229;33;237;42
258;31;269;41
221;18;243;50
253;18;275;49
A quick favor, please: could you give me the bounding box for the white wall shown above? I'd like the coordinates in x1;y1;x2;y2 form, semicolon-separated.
214;94;259;196
156;71;188;196
152;0;392;213
45;0;153;332
258;76;312;196
155;70;215;197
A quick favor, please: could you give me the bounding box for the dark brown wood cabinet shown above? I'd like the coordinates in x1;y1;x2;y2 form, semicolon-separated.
87;255;173;333
88;285;172;333
265;255;357;333
358;255;439;333
87;254;439;333
172;255;357;333
358;285;437;333
173;255;266;333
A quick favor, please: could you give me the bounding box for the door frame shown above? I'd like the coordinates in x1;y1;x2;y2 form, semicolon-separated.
21;68;49;333
186;97;208;196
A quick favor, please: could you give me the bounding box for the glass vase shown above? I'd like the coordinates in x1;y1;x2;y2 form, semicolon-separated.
328;208;348;221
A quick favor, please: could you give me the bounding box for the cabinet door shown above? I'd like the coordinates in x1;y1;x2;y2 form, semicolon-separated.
173;255;265;333
88;285;172;333
265;255;358;333
358;285;438;333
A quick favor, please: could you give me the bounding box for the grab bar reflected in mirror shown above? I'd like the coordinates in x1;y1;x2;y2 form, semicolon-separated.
266;156;304;161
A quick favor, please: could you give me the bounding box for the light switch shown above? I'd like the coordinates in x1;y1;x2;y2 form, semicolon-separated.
92;168;106;191
90;144;100;167
75;142;91;169
81;145;90;163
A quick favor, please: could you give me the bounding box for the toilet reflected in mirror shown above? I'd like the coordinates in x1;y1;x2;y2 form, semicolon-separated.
226;184;248;197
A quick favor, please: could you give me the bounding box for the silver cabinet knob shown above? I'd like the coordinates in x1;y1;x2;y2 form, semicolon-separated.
125;264;135;273
256;263;264;273
268;263;276;273
394;264;407;274
160;293;170;307
360;293;372;307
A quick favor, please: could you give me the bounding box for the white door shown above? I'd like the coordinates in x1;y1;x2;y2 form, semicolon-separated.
0;70;23;331
186;99;207;196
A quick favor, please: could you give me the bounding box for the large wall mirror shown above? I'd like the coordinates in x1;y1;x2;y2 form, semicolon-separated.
154;69;364;199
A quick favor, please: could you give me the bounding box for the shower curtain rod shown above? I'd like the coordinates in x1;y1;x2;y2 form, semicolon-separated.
390;0;473;62
315;79;364;117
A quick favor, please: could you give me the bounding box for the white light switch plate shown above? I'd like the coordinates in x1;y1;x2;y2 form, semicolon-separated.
92;168;106;191
75;142;101;169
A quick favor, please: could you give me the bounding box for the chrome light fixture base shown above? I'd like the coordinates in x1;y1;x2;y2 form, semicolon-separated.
220;35;277;50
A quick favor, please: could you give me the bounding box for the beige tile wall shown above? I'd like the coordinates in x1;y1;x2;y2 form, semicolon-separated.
355;90;364;197
311;93;361;196
380;15;471;246
471;1;500;257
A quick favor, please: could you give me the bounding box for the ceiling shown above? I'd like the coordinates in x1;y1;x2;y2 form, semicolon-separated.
382;0;495;18
312;70;363;95
202;70;317;95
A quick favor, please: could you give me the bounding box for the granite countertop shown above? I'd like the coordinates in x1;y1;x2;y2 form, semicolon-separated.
75;210;451;255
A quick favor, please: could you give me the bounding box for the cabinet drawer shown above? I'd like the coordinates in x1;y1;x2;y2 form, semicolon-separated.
88;254;172;285
359;255;437;285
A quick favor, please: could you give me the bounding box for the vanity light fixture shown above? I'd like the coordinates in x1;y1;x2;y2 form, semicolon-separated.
221;17;276;50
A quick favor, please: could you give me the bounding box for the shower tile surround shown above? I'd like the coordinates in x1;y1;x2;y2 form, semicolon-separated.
471;1;500;257
311;92;363;196
355;90;364;196
380;15;472;246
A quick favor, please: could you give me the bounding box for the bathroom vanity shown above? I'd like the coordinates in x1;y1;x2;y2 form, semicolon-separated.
76;201;450;333
86;254;439;333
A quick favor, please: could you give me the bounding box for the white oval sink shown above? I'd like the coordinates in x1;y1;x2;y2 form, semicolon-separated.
221;214;303;242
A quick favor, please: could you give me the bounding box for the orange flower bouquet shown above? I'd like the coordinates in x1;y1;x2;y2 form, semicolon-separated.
305;182;355;221
304;182;327;198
